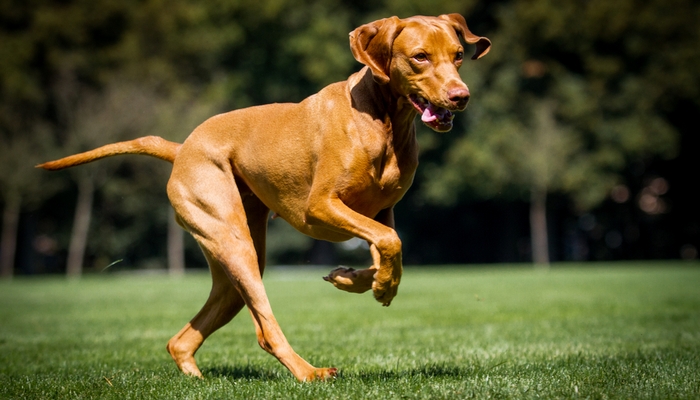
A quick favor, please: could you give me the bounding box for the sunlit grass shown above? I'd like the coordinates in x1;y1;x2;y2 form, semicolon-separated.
1;263;699;399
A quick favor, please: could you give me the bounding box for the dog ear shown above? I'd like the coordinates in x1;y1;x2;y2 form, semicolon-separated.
349;17;404;85
439;14;491;60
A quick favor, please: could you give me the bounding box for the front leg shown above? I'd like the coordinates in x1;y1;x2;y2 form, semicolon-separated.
323;266;376;293
323;208;398;297
308;200;402;306
368;207;402;305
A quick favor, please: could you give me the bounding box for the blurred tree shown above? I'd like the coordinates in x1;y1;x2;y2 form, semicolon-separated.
0;128;62;278
53;80;160;277
1;0;241;274
422;0;693;265
4;0;696;272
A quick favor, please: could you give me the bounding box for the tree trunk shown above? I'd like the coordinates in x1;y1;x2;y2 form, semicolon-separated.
66;176;94;278
530;186;550;267
167;207;185;276
0;193;21;279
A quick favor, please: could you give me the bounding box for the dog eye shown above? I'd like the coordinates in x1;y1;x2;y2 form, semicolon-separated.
455;52;464;61
413;53;428;62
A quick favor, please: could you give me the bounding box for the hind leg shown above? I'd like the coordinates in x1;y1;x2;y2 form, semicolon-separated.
166;250;245;377
166;155;336;381
166;183;270;377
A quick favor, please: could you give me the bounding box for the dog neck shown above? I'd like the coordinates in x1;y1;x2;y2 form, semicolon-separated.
349;67;418;148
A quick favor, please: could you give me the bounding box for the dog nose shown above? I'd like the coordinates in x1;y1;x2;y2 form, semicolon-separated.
448;87;470;108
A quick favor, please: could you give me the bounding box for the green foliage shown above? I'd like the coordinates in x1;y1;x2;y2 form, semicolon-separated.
423;0;694;211
1;264;699;398
0;126;59;205
2;0;699;270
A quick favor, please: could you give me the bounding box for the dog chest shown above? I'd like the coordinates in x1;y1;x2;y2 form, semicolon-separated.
337;143;417;217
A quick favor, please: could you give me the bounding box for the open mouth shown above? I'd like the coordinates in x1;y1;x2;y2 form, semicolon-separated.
409;94;455;132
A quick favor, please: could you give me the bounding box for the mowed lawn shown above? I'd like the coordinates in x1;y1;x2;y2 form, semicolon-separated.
1;263;698;399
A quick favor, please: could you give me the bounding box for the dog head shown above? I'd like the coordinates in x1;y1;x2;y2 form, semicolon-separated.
350;14;491;132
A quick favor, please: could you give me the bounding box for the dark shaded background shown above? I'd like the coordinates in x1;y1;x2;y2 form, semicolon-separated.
1;0;698;276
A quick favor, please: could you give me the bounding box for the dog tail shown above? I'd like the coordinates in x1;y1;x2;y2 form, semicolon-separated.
36;136;181;171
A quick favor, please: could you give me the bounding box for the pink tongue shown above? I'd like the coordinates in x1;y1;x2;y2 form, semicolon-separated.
421;108;438;123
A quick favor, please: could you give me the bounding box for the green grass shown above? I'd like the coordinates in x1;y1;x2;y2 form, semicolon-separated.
1;263;699;399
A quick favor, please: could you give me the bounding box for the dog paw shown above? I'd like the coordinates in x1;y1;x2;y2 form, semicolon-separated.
167;341;203;378
371;274;400;306
305;367;338;381
323;267;373;293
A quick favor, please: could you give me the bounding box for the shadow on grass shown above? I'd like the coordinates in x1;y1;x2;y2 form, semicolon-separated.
203;365;283;381
203;361;502;381
346;361;507;381
348;365;472;381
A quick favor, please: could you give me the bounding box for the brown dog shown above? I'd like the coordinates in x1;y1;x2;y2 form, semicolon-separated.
38;14;490;381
